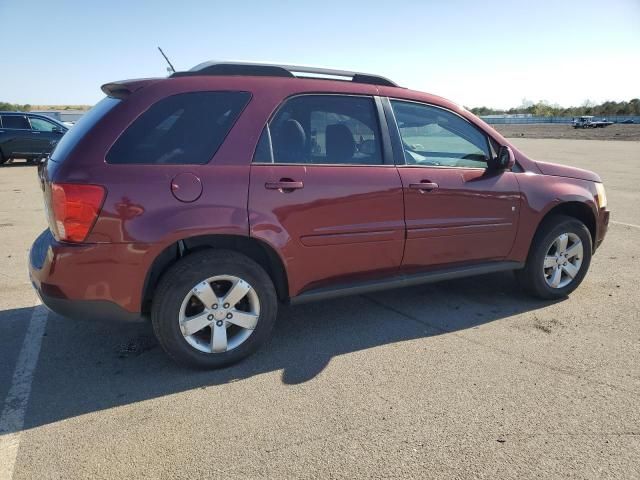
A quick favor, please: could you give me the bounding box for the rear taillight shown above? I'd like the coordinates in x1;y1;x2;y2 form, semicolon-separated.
49;183;105;243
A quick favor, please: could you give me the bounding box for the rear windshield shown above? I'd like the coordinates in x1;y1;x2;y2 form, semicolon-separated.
106;91;251;165
50;97;121;162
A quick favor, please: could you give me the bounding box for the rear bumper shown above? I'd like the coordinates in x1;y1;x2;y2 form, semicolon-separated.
29;229;146;322
33;289;143;322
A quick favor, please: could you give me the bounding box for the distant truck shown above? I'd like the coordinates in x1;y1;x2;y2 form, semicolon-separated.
572;116;613;129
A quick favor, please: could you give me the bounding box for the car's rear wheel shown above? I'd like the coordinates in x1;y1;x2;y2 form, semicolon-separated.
151;250;278;369
0;150;7;165
516;215;592;299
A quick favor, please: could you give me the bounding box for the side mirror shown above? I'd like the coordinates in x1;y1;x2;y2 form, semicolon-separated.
52;127;63;134
496;145;515;170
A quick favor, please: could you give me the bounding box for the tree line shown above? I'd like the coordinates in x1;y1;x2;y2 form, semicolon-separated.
469;98;640;117
1;102;91;112
0;102;32;111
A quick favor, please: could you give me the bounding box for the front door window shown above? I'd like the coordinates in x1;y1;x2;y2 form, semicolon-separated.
391;100;490;169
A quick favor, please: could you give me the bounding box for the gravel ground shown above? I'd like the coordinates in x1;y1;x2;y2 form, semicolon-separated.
495;123;640;141
1;139;639;479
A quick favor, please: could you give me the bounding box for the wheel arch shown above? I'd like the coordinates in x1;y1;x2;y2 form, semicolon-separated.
141;234;290;314
536;201;597;249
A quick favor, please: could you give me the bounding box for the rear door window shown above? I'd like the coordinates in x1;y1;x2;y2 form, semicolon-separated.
1;115;30;129
255;95;383;165
107;91;251;165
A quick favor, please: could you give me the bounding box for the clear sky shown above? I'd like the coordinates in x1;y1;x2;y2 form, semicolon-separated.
1;0;638;109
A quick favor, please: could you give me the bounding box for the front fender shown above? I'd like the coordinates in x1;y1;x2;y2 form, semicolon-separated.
510;172;598;261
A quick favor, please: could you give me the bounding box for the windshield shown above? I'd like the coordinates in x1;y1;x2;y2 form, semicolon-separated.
50;97;121;162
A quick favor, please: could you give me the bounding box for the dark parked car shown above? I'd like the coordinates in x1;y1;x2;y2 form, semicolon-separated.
0;112;68;165
29;62;610;368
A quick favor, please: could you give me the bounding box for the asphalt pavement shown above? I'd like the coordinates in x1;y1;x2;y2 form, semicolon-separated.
0;139;638;479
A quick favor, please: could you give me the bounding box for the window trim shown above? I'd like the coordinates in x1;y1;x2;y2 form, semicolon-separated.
253;93;395;167
383;97;496;170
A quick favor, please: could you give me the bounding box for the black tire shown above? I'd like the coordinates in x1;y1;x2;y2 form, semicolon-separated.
516;215;592;300
0;150;6;165
151;249;278;369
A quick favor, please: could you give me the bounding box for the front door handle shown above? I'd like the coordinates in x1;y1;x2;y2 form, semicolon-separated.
409;181;439;192
265;179;304;192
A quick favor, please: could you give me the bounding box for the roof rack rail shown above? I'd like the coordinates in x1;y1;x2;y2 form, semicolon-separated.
171;61;399;87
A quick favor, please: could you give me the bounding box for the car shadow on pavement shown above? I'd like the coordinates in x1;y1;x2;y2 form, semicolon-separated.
6;271;560;432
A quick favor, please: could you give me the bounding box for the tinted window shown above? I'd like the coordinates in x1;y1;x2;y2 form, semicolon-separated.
29;117;59;132
51;97;121;162
391;100;490;168
1;115;30;129
107;91;251;165
259;95;382;165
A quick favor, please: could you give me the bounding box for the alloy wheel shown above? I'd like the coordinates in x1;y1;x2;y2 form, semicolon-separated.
543;232;583;289
178;275;260;353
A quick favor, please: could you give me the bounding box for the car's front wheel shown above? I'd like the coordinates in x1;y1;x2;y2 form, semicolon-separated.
151;250;278;369
516;215;592;299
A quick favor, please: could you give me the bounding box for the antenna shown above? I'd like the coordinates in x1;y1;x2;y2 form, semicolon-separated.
157;46;176;74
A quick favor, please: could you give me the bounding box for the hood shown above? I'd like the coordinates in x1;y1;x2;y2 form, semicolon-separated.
535;161;601;183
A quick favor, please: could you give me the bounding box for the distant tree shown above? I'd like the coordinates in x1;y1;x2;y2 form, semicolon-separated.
469;106;502;116
532;101;557;116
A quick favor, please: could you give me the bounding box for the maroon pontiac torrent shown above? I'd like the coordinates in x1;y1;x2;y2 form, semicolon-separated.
29;62;610;368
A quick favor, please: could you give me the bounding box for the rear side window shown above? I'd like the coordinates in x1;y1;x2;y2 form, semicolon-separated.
1;115;30;129
107;91;251;165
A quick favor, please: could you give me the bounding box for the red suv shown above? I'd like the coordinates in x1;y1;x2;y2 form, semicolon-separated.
29;62;610;368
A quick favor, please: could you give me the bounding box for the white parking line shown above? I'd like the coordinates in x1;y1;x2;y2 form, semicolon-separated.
611;220;640;229
0;304;48;480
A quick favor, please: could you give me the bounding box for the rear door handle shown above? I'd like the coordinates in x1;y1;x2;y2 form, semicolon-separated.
265;179;304;192
409;182;439;192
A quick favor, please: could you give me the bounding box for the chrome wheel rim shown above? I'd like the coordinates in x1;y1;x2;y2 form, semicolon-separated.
543;233;583;289
178;275;260;354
